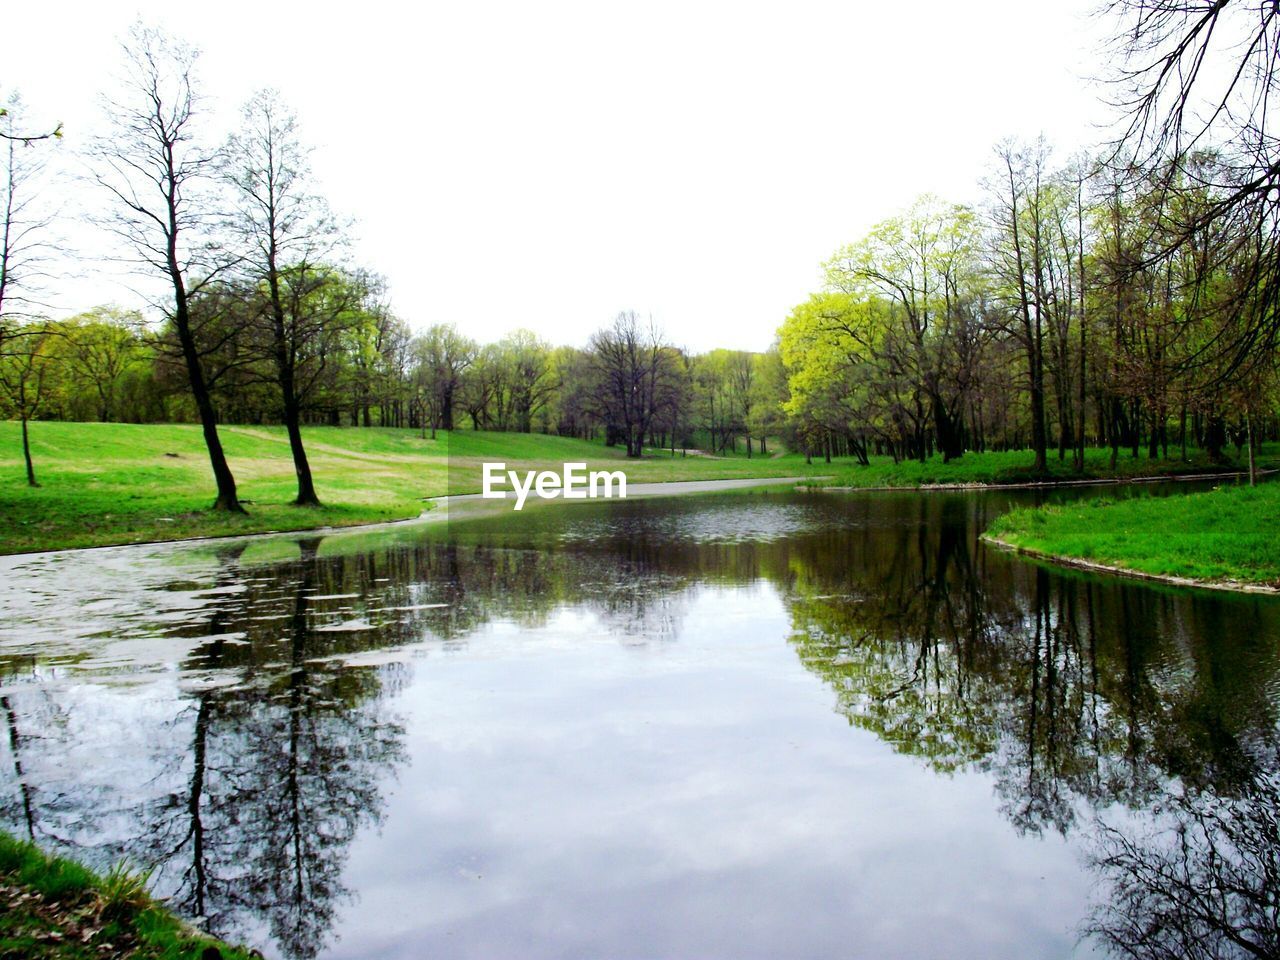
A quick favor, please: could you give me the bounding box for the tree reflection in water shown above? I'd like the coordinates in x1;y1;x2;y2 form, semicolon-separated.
0;538;414;959
0;489;1277;959
778;493;1280;958
135;539;410;959
1087;771;1280;960
0;527;694;958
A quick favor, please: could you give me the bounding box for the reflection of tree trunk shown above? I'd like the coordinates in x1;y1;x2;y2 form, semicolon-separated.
1046;584;1062;779
1119;590;1143;767
2;694;35;839
288;661;306;943
186;694;211;918
286;537;319;952
1085;583;1101;756
1026;569;1047;797
175;544;245;922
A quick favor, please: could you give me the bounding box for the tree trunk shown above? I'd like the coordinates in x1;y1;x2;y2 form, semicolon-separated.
1204;414;1226;462
933;395;966;463
266;260;320;507
20;414;37;487
441;391;454;430
1074;184;1087;474
285;402;320;506
1246;411;1257;487
1005;157;1048;475
170;262;241;512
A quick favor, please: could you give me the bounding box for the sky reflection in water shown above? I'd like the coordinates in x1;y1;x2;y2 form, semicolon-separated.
1;488;1278;959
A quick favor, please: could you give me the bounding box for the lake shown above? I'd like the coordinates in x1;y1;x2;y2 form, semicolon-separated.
2;487;1278;959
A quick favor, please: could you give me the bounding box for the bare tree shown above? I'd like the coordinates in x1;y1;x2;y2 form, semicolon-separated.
88;23;243;512
0;96;60;145
588;311;671;457
1103;0;1280;384
1104;0;1279;194
1;93;56;354
224;88;344;506
989;139;1053;474
1088;774;1280;960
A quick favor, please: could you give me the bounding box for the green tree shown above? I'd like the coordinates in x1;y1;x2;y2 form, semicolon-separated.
411;324;476;431
0;322;56;486
49;307;146;422
826;195;985;462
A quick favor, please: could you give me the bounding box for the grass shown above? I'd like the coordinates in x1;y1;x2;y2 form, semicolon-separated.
0;830;256;959
817;444;1277;487
2;420;1271;554
987;480;1280;587
0;421;819;553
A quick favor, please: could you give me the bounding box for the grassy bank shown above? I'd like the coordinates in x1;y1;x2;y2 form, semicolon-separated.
0;422;818;553
816;444;1278;488
987;480;1280;588
0;830;254;959
2;421;1271;554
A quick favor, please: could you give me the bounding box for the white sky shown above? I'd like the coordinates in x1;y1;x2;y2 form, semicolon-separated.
6;0;1112;352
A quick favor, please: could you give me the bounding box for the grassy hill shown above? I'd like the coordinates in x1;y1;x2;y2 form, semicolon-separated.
0;422;815;553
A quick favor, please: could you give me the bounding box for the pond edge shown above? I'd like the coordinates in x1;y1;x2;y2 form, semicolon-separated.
981;532;1280;596
800;467;1273;494
6;470;1265;561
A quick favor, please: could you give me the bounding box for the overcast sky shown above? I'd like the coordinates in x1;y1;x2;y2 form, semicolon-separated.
7;0;1112;352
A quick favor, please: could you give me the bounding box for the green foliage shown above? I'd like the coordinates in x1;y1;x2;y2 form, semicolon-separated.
98;861;153;922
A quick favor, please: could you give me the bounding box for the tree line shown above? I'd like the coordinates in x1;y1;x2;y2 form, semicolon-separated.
0;26;789;507
781;144;1279;474
3;2;1279;508
1;303;784;463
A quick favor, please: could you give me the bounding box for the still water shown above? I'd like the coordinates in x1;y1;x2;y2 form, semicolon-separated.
1;488;1278;959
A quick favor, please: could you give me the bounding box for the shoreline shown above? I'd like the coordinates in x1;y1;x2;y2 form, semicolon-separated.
0;830;257;960
2;469;1263;561
981;532;1280;596
801;467;1273;493
0;476;816;561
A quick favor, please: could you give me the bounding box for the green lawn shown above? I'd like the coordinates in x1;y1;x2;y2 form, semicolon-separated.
0;422;820;553
0;830;256;960
987;480;1280;587
817;444;1277;487
2;421;1270;554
